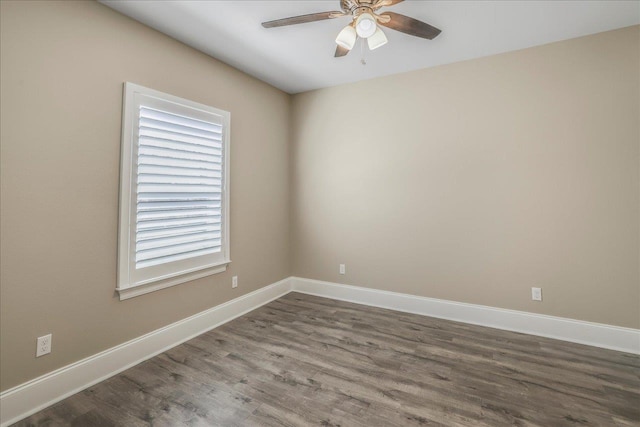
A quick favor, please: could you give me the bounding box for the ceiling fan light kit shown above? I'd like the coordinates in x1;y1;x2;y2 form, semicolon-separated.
367;27;388;50
261;0;441;58
336;25;357;50
355;12;377;38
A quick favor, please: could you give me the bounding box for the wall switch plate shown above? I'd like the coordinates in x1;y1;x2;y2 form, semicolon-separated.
339;264;346;275
36;334;52;357
232;276;238;288
531;287;542;301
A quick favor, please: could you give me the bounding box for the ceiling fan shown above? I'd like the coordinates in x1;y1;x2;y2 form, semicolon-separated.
261;0;441;57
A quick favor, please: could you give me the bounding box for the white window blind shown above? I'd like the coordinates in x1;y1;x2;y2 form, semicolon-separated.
117;83;230;300
136;106;224;268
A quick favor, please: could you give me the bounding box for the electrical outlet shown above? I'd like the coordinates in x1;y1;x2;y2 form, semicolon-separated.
232;276;238;288
531;287;542;301
339;264;346;275
36;334;52;357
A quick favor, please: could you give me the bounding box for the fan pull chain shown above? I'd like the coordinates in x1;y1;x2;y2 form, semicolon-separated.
360;38;367;66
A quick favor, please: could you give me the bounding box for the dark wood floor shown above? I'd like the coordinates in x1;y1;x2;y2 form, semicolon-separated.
14;293;640;426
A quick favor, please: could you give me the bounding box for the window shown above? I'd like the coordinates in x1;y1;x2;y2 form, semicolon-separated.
117;83;230;300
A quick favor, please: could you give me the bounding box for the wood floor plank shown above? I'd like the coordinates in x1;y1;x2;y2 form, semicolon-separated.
12;292;640;426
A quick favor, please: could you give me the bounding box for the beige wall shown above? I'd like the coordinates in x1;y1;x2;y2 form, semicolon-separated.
0;1;291;391
291;26;640;329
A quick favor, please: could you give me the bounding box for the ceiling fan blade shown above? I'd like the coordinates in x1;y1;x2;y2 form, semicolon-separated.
262;11;345;28
335;45;351;57
374;0;404;8
378;12;441;39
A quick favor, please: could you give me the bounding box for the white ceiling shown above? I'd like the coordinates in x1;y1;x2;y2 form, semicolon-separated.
101;1;639;94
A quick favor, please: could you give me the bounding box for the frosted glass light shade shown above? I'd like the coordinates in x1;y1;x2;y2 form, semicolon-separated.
335;25;357;50
367;27;388;50
355;13;377;38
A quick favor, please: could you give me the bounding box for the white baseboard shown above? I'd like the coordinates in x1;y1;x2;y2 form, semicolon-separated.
0;277;292;427
290;277;640;355
3;275;638;426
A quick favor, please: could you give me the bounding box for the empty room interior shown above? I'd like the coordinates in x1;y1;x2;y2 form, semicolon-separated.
1;0;639;426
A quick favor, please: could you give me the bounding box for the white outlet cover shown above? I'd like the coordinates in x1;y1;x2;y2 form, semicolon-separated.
232;276;238;288
531;287;542;301
339;264;346;275
36;334;52;357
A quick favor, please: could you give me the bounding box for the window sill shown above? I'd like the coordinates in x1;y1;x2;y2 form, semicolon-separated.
116;261;230;300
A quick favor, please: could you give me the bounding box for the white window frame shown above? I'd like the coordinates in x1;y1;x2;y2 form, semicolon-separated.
117;82;230;300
